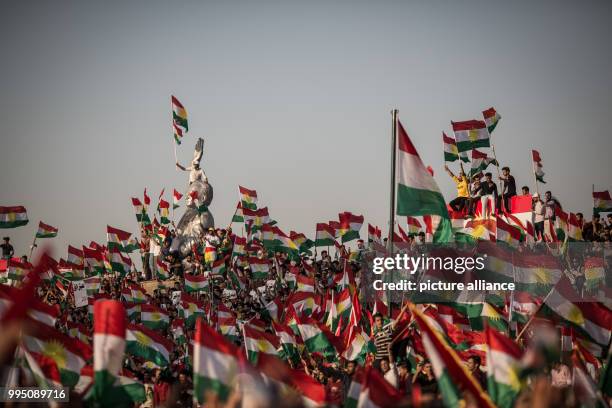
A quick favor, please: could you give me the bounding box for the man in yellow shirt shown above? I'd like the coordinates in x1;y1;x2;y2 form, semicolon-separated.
444;165;469;212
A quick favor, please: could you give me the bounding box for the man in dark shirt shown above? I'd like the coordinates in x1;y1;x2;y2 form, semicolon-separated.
1;237;14;259
499;166;516;212
481;172;498;202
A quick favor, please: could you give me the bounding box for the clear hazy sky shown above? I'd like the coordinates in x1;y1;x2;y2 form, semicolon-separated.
1;0;611;259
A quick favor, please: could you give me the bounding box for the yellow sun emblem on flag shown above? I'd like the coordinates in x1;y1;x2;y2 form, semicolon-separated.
42;340;67;369
566;306;585;326
151;312;161;321
468;129;479;142
134;331;153;347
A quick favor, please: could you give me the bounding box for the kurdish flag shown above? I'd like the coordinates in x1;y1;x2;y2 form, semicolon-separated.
452;119;490;152
126;323;173;367
140;304;170;330
593;190;612;214
239;186;258;210
297;317;337;361
232;201;244;223
232;236;246;257
443;132;469;163
22;320;92;387
131;197;150;225
171;95;188;144
107;226;132;252
315;223;336;247
0;206;28;228
273;321;300;365
483;107;501;133
7;258;31;280
172;189;182;209
67;245;84;267
157;198;170;224
83;246;105;275
396;120;452;242
486;327;524;408
584;256;605;291
243;324;280;363
156;257;170;280
193;319;239;403
36;221;58;238
338;212;364;243
211;257;227;275
532;150;546;183
409;303;496;408
180;293;207;327
248;257;270;280
92;300;126;405
470;149;498;176
185;273;209;292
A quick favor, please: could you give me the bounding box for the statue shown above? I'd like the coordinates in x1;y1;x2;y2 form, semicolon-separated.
172;137;214;256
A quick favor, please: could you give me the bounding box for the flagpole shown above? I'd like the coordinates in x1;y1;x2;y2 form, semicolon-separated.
28;230;38;261
531;153;540;197
388;109;398;252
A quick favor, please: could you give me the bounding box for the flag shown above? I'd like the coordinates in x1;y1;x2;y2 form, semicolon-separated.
367;224;382;243
532;150;546;183
482;107;501;133
211;257;227;275
0;206;28;228
83;276;100;296
593;190;612;214
83;246;105;275
248;257;270;280
315;223;336;247
185;273;209;292
338;212;364;243
92;300;126;404
296;317;337;360
157;198;170;224
290;231;315;254
232;201;244;223
396;120;451;242
356;367;404;408
171;95;188;144
496;216;522;247
107;248;132;275
140;304;170;330
126;323;173;367
22;349;63;391
243;324;280;363
156;257;169;280
107;226;132;253
409;303;496;408
36;221;58;238
584;256;605;292
180;293;207;327
470;149;498;176
486;327;524;408
67;246;84;267
7;258;31;281
193;319;239;403
539;276;612;347
443;132;469;163
568;212;584;241
232;236;246;258
172;189;182;209
21;321;92;387
452;119;490;152
131;197;150;225
239;185;258;210
273;321;300;365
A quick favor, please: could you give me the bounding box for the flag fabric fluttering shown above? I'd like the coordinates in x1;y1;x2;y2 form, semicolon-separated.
593;190;612;215
470;149;498;177
532;150;546;184
239;186;258;210
172;189;183;210
482;107;501;133
452;120;490;152
0;206;28;228
171;95;188;145
443;132;469;163
35;221;58;238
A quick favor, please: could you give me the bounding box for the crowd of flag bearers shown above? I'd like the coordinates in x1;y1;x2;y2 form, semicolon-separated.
1;103;612;407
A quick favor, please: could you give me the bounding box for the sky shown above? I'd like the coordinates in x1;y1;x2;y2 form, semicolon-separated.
1;0;611;260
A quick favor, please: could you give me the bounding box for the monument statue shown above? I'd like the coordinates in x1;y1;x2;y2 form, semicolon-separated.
172;137;214;256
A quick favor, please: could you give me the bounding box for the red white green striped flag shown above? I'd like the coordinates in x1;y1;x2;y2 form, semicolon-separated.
126;323;173;367
83;246;105;275
172;189;182;209
107;225;132;252
211;257;227;275
452;119;490;152
355;367;404;408
248;257;270;280
157;198;170;224
171;95;188;145
36;221;58;238
193;318;239;403
272;321;300;365
482;107;501;133
156;257;169;280
93;300;127;405
232;201;244;223
296;316;337;361
140;303;170;330
22;320;92;387
239;185;258;210
409;303;496;408
131;197;150;225
396;120;452;242
470;149;498;176
243;324;280;363
338;212;364;243
67;246;84;267
486;326;524;408
185;273;209;292
593;190;612;214
0;206;28;228
443;132;469;163
232;236;246;257
532;150;546;184
180;293;207;327
315;223;335;247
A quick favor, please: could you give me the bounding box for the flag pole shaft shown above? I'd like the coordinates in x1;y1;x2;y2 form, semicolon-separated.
388;109;398;252
490;142;503;197
28;235;38;261
532;155;540;196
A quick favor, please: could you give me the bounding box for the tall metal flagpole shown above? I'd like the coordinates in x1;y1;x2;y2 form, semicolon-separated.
388;109;398;252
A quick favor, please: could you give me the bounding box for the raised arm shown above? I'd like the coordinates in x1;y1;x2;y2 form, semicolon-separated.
444;165;455;179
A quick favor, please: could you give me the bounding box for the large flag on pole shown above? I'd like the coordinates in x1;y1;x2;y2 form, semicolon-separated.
171;95;188;145
593;190;612;215
452;120;490;152
93;300;126;404
396;120;452;242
